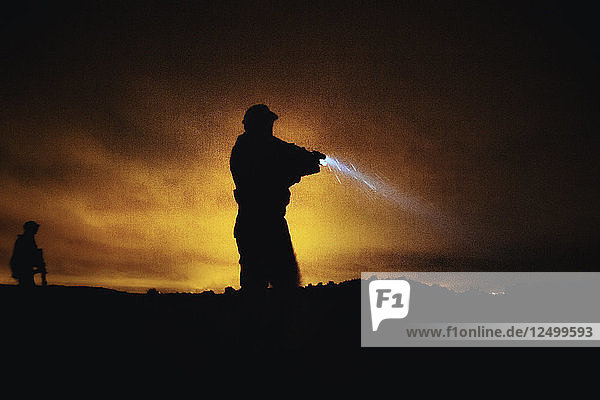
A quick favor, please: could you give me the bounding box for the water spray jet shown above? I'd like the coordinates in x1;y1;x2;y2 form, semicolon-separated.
320;154;443;224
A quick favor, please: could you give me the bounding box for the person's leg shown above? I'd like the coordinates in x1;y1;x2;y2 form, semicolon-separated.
235;234;273;350
236;236;268;294
270;218;300;291
262;219;302;349
18;272;34;289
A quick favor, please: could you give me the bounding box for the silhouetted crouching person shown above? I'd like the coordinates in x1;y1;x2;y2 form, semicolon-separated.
230;105;325;293
10;221;47;288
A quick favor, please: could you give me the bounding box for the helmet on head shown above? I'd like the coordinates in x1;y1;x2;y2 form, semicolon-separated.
242;104;278;127
23;220;40;232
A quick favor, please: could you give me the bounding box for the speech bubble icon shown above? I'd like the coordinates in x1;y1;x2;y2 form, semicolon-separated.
369;280;411;331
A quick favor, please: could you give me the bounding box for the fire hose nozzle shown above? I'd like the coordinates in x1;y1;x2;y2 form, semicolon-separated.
312;150;326;160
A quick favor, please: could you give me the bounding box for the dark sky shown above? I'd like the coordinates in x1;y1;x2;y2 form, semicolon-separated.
1;1;598;291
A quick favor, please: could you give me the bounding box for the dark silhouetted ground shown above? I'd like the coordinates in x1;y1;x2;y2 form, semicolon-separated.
1;280;359;357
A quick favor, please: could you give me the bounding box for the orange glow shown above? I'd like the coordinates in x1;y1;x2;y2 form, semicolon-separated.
0;100;450;292
4;3;595;292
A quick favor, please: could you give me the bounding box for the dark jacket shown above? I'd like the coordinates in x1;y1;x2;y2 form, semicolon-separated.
230;133;320;235
9;234;41;278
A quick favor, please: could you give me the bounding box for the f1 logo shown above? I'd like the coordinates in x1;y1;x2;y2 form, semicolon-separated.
369;280;411;331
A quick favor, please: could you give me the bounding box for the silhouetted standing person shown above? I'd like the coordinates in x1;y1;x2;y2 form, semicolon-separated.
10;221;47;288
230;105;325;293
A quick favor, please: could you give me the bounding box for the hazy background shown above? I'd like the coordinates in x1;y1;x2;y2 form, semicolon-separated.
1;1;598;292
